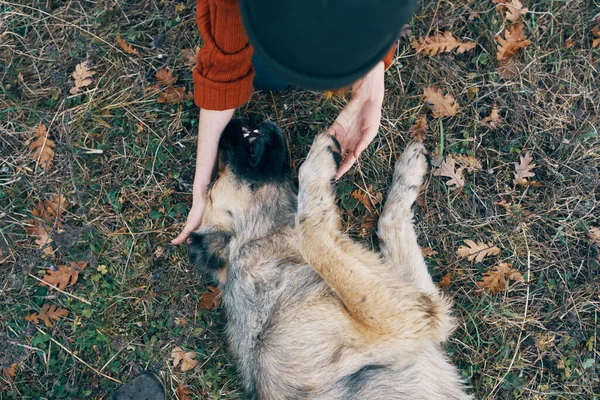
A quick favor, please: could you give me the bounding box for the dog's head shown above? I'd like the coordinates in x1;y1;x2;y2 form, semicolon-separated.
189;119;296;281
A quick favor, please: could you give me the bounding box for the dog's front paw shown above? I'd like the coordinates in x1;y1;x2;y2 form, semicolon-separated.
394;141;428;190
299;133;342;190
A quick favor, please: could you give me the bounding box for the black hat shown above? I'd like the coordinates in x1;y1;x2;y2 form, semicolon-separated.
239;0;417;91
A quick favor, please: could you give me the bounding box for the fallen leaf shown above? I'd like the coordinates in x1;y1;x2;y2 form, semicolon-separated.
32;194;68;226
359;215;378;238
29;124;56;170
433;155;465;188
513;152;536;186
177;382;192;400
39;261;87;290
593;25;600;48
422;247;439;257
483;104;502;128
423;86;460;118
565;38;576;48
26;222;53;259
454;154;482;172
409;115;428;142
116;35;138;55
476;262;524;294
412;31;476;56
497;57;521;78
157;86;192;105
438;273;452;289
457;240;501;263
199;286;222;310
174;317;187;327
494;0;528;23
172;347;199;372
24;303;69;327
496;22;532;61
589;227;600;246
0;362;17;391
182;47;200;70
70;61;96;95
352;188;382;214
155;68;177;86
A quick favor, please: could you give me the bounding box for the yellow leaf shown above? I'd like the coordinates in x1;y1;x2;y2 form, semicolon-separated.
412;31;476;56
457;240;501;263
476;262;524;294
433;155;465;188
116;35;138;55
171;347;199;372
423;86;459;118
70;61;96;95
24;303;69;327
513;152;536;186
496;22;532;61
408;115;428;142
29;124;56;171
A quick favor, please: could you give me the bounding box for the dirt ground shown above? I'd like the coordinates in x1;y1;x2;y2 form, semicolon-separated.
1;0;599;399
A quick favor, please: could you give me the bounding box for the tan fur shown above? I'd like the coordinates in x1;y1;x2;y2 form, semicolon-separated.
192;130;471;399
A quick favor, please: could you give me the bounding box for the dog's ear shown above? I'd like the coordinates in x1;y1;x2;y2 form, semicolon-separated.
189;230;231;275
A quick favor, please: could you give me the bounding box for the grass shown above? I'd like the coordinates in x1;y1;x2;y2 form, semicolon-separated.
0;0;599;398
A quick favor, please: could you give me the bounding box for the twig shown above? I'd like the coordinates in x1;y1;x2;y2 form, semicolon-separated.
28;273;91;305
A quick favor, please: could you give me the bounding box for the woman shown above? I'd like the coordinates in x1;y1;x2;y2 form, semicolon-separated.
172;0;417;244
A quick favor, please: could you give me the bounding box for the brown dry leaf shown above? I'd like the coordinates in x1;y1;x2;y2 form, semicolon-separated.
172;347;199;372
589;227;600;246
33;194;68;226
24;303;69;328
593;25;600;48
39;261;87;291
352;188;382;214
438;273;452;289
182;47;200;70
454;154;482;172
359;215;378;238
409;115;428;142
155;68;177;86
457;240;501;263
483;104;502;128
157;86;192;105
497;57;521;78
1;362;17;390
494;0;528;22
496;22;532;61
29;124;56;170
199;286;222;310
177;382;192;400
70;61;96;95
422;247;439;257
433;155;465;188
411;31;476;56
423;86;460;118
565;38;576;48
116;35;138;55
476;262;524;294
26;222;53;259
513;152;536;186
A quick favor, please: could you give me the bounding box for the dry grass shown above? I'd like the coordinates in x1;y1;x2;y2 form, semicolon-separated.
1;0;599;399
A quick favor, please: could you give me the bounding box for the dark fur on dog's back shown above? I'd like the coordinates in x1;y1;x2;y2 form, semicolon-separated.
190;120;470;399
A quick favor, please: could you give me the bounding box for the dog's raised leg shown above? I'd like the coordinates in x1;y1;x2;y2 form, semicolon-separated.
297;134;450;341
377;142;438;295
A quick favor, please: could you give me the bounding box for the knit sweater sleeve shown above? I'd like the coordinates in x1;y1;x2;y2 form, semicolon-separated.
193;0;255;110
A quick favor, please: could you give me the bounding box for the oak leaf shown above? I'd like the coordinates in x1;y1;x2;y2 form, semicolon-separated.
422;247;439;257
438;273;452;289
496;22;532;61
29;124;56;170
494;0;528;23
25;303;69;327
182;47;200;70
483;104;502;128
409;115;428;142
177;382;192;400
199;286;222;310
476;262;524;294
433;155;465;188
171;347;199;372
116;35;138;55
412;31;476;56
497;57;521;78
593;25;600;49
70;61;96;95
513;152;536;186
155;68;177;86
157;86;192;105
1;362;17;390
33;194;68;226
454;154;482;172
39;261;87;290
352;188;382;214
457;240;501;263
423;86;459;118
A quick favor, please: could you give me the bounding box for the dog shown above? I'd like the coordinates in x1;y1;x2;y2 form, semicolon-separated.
189;119;471;399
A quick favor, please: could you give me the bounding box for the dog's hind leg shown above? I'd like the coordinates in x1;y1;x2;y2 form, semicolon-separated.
296;134;450;341
377;142;437;295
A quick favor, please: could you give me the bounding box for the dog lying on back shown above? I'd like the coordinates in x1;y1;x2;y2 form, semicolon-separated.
190;119;471;399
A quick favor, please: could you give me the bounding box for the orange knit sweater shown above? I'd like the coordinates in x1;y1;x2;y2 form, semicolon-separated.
193;0;396;111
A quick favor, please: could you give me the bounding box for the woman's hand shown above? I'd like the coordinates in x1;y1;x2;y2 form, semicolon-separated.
326;61;385;178
171;108;235;244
